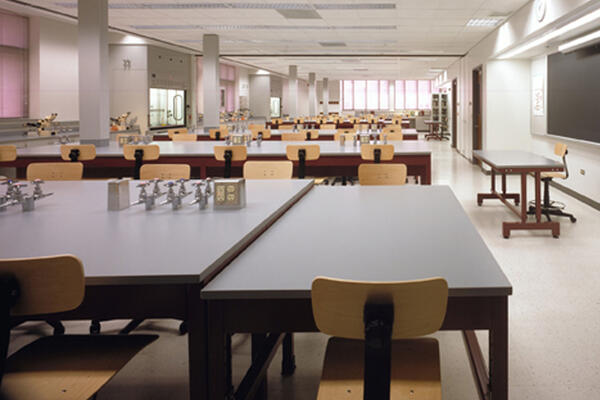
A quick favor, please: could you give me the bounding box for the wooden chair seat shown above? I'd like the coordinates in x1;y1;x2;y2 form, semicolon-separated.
541;171;567;179
243;161;293;179
139;164;191;180
26;162;83;181
317;337;441;400
1;334;157;400
0;145;17;162
358;164;407;185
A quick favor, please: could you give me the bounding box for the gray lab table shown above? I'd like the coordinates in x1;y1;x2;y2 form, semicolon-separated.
6;140;432;183
0;178;313;400
201;185;512;400
473;150;565;238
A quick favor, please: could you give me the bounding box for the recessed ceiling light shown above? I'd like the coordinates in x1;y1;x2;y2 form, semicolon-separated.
277;10;322;19
466;17;503;27
130;24;396;30
319;42;347;47
55;2;395;10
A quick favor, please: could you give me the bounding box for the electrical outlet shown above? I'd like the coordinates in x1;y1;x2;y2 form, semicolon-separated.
580;169;585;175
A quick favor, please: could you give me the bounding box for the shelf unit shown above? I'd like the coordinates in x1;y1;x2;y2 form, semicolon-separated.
431;93;449;135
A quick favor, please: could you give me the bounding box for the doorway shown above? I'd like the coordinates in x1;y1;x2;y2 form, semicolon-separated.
149;88;186;129
452;78;457;148
472;66;483;163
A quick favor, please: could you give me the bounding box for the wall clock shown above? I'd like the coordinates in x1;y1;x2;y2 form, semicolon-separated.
535;0;546;22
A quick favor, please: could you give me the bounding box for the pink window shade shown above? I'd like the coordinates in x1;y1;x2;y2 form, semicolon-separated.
226;83;235;112
0;49;27;118
353;80;366;110
405;80;417;109
0;12;28;49
366;80;378;110
379;80;389;110
343;80;353;110
395;80;405;109
418;80;432;109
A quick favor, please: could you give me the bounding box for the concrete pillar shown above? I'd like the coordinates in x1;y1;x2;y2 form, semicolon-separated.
203;34;219;131
189;54;198;130
389;80;395;111
308;73;316;117
288;65;298;118
78;0;109;146
322;78;329;115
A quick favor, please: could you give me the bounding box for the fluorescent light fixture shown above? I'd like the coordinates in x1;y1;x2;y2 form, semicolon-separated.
56;2;395;10
255;69;270;75
130;24;396;30
428;68;445;72
559;29;600;52
466;17;503;27
498;8;600;59
121;35;146;44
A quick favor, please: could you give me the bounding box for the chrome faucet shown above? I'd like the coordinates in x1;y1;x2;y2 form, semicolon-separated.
161;180;189;210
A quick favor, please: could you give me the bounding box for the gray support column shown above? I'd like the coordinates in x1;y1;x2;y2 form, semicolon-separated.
389;80;395;111
189;54;198;130
78;0;109;146
203;34;220;131
322;78;329;115
288;65;298;119
308;72;316;117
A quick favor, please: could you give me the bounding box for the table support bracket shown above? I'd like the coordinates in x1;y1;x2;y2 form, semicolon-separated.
463;330;490;400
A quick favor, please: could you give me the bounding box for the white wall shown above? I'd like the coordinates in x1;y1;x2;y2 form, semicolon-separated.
29;16;79;121
317;79;341;114
485;60;531;151
109;44;148;133
249;74;270;119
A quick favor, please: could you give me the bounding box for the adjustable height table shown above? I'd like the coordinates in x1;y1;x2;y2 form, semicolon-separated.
473;150;565;238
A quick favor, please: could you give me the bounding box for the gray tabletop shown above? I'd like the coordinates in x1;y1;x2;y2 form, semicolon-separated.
154;128;417;138
0;179;313;285
473;150;564;170
202;186;512;300
16;140;432;158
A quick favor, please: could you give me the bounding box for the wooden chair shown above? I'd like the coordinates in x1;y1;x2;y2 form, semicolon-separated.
167;128;188;139
355;123;369;132
26;162;83;181
381;127;403;141
333;131;356;141
209;128;229;140
214;145;247;178
286;144;320;179
358;164;408;186
140;164;191;180
281;132;308;141
311;276;447;400
171;133;197;142
320;124;336;130
360;144;394;163
123;144;160;179
0;145;17;162
0;255;158;399
249;128;272;140
60;144;96;162
526;142;576;223
247;123;264;130
243;161;293;179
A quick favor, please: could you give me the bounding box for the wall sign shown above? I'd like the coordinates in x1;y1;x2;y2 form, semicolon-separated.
532;75;544;116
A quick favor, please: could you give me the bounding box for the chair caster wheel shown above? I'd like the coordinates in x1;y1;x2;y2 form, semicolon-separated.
570;217;577;223
90;320;101;335
179;321;188;335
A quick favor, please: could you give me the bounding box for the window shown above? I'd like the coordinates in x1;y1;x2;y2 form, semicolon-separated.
405;80;417;109
366;80;379;110
353;80;366;110
340;79;433;111
0;11;28;118
219;64;236;112
379;80;389;110
395;80;405;110
418;80;432;109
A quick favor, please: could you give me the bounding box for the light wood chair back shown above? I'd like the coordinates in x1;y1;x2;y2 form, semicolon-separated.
360;144;394;161
349;117;359;124
171;133;197;142
382;126;402;135
60;144;96;161
167;128;188;138
123;144;160;161
248;123;264;130
286;144;320;161
281;132;306;141
355;123;369;131
311;276;447;339
301;130;319;140
392;118;402;126
0;255;85;316
214;145;248;161
0;145;17;162
358;164;407;185
320;124;336;130
26;162;83;181
336;128;356;135
139;164;191;180
243;161;293;179
380;127;403;141
271;118;283;125
209;128;229;140
554;143;568;157
249;128;272;139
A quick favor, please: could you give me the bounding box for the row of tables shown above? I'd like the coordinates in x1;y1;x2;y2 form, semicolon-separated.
0;178;513;400
4;140;432;184
153;128;420;142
